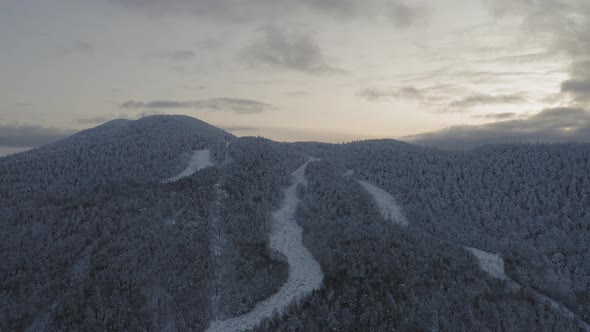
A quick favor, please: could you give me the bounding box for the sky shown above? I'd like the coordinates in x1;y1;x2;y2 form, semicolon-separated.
1;0;590;153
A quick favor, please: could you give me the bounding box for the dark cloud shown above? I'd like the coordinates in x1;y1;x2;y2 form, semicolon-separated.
475;112;519;120
120;98;274;114
561;60;590;103
241;27;344;75
0;125;75;147
406;107;590;150
448;93;527;110
561;79;590;101
359;86;528;112
111;0;426;26
66;41;94;55
148;49;195;61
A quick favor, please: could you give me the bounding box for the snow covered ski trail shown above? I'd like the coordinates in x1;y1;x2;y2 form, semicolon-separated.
466;247;590;331
358;180;408;226
206;158;323;332
465;247;508;280
164;149;213;183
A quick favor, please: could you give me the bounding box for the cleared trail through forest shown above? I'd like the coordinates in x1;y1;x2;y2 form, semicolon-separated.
356;178;589;330
164;149;213;183
206;158;324;332
466;247;590;331
358;180;408;226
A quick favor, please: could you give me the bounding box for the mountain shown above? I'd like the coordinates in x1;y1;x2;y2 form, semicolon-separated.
1;115;589;331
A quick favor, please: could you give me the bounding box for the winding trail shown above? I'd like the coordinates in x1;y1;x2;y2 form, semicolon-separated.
164;149;213;183
206;158;323;332
358;180;408;226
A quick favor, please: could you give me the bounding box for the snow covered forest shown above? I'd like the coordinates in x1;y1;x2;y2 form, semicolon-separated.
1;115;589;331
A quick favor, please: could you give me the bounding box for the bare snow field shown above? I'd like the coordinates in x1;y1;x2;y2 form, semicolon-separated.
206;158;323;332
465;247;508;280
358;180;408;226
164;149;214;183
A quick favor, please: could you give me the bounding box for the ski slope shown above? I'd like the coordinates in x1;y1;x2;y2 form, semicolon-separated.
358;180;408;226
465;247;508;280
206;158;323;332
466;247;590;331
164;149;213;183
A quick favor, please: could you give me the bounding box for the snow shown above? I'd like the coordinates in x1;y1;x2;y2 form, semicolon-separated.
465;247;508;280
164;149;213;183
358;180;408;226
206;158;323;332
465;247;590;330
342;169;354;178
528;288;590;331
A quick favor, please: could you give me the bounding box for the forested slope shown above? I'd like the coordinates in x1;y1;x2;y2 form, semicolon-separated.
0;116;301;331
2;115;589;331
260;160;577;331
336;140;590;323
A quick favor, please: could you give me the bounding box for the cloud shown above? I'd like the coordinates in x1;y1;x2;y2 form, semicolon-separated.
561;61;590;103
475;112;519;120
148;49;195;61
0;125;75;147
448;93;527;110
359;86;423;101
7;103;32;108
561;79;590;102
76;116;112;125
484;1;590;105
120;98;275;114
241;26;344;75
76;114;131;125
405;107;590;150
359;85;528;112
222;126;260;133
358;86;446;102
111;0;426;26
285;91;310;97
65;41;94;55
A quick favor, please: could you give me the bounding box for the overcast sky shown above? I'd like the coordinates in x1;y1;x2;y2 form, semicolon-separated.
1;0;589;150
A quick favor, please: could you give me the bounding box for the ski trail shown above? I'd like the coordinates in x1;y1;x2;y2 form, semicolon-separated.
209;182;228;319
164;149;213;183
206;158;323;332
358;180;408;226
466;247;590;331
465;247;508;280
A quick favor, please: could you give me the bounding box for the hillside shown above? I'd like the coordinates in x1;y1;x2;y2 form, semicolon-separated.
1;115;589;331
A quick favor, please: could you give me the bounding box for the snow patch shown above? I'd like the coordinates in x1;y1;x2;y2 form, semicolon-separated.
465;247;508;280
206;158;323;332
358;180;408;226
164;149;213;183
343;169;354;178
